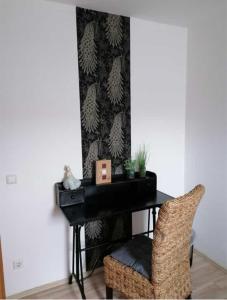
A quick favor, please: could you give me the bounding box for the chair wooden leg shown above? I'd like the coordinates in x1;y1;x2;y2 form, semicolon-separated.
106;286;113;299
186;294;192;299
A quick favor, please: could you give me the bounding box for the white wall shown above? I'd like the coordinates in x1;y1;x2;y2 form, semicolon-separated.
130;18;187;234
185;3;227;268
0;0;82;296
0;0;187;295
131;18;187;196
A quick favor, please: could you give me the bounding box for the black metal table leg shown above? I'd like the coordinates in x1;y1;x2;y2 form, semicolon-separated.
69;225;86;299
68;226;75;284
152;207;156;231
147;209;150;237
75;225;80;282
190;245;194;267
77;225;86;299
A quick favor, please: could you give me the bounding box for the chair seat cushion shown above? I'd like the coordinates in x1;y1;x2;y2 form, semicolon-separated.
110;235;152;279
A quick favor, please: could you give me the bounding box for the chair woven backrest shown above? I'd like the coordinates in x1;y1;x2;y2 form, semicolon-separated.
152;184;205;299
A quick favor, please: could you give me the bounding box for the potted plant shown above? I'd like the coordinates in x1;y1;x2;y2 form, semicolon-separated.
135;145;149;177
124;159;136;179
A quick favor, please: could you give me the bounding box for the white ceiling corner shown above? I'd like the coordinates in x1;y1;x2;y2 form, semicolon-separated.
46;0;225;27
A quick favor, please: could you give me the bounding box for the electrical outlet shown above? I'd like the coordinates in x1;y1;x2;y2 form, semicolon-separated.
13;259;23;270
6;175;17;184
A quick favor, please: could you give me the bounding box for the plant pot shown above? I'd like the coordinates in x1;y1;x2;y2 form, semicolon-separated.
139;167;146;178
126;170;135;179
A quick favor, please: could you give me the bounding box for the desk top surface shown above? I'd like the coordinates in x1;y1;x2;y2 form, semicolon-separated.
60;190;173;226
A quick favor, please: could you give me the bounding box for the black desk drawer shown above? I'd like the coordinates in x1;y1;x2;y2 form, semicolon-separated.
55;183;85;207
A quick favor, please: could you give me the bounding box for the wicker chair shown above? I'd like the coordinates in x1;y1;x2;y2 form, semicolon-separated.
104;184;205;299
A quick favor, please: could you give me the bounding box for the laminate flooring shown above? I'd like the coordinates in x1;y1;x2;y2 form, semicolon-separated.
23;251;227;299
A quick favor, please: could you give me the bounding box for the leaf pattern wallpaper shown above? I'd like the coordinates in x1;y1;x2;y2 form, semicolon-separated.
105;15;123;47
107;56;123;105
79;21;97;75
82;83;99;133
76;7;131;271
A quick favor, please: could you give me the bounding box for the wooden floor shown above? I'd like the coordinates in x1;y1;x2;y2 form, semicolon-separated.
24;251;227;299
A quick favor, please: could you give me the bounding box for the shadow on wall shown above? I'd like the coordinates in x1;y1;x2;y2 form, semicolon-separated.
51;186;71;276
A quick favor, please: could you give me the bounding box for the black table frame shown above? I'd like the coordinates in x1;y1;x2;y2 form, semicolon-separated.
66;202;166;299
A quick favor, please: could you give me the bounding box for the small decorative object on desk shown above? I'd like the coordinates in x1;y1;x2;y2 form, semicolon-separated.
96;160;111;185
63;165;81;190
124;159;136;179
135;145;149;177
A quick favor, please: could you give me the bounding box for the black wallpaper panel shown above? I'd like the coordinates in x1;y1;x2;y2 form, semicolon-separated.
76;7;131;178
76;7;131;271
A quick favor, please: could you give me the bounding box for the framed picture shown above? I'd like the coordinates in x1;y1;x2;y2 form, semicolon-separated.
96;160;111;185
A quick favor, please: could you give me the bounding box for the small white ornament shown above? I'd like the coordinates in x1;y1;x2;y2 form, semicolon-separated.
63;165;81;190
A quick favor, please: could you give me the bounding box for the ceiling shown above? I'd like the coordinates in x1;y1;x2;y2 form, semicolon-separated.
47;0;224;27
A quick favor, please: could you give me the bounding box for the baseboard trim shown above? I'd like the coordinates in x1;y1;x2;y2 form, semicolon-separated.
7;278;68;299
195;249;227;273
7;267;103;299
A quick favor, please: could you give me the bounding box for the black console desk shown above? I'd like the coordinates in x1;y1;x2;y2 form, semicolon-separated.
55;172;173;299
